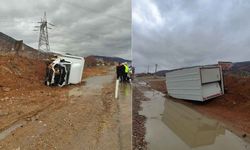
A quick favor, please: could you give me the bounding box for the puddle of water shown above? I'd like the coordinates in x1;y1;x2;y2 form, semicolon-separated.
137;81;147;86
68;75;113;97
119;83;132;99
85;75;113;89
68;87;83;97
118;83;132;150
139;88;250;150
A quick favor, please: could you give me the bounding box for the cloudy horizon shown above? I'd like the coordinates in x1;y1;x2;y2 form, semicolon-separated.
133;0;250;73
0;0;131;59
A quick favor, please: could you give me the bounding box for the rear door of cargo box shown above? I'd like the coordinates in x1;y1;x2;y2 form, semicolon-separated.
200;67;221;84
202;82;222;100
200;67;223;100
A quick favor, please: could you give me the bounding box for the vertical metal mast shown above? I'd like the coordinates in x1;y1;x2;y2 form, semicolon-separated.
34;12;54;52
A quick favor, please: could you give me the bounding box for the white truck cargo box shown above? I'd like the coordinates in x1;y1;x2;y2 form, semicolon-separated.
165;66;224;101
59;55;85;84
45;55;85;87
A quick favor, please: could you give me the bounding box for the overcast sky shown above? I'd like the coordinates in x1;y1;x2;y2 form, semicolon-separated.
0;0;131;59
133;0;250;73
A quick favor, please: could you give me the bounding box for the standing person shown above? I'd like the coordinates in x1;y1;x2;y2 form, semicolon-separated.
131;66;135;80
120;63;125;82
124;62;129;82
129;65;134;81
116;62;123;82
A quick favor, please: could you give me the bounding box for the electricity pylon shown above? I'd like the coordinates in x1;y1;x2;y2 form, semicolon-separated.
34;12;55;52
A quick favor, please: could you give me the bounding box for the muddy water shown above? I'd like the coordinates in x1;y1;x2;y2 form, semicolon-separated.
139;85;250;150
68;75;113;97
118;83;132;150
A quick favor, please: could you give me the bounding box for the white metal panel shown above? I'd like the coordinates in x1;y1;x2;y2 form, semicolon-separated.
59;55;85;84
166;67;203;101
201;68;220;84
166;66;224;101
69;63;83;84
202;82;222;99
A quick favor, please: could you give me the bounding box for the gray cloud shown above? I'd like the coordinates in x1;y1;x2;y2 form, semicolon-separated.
133;0;250;72
0;0;131;59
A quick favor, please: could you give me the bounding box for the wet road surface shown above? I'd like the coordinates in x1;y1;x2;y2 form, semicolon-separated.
136;80;250;150
118;83;132;150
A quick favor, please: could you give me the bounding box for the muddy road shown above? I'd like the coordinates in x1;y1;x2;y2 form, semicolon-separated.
133;78;250;150
0;69;131;150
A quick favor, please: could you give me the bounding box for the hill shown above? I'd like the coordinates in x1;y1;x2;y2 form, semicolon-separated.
229;61;250;76
85;55;131;67
91;55;131;63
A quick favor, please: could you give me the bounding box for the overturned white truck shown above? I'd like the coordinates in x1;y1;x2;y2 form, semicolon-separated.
45;55;85;87
165;66;224;101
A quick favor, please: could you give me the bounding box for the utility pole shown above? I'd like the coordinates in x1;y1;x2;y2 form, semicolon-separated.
34;12;55;52
155;64;158;73
147;65;150;74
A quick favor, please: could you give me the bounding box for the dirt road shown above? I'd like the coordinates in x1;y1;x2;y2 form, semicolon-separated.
0;69;131;150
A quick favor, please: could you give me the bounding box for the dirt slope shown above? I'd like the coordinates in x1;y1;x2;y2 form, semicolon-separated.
0;54;109;133
193;74;250;136
0;55;68;132
0;54;127;149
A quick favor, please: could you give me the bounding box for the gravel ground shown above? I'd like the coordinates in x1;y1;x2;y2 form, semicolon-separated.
132;86;148;150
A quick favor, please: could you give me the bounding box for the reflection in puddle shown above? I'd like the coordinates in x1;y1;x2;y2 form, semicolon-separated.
139;88;250;150
118;83;132;150
138;81;147;86
119;83;132;98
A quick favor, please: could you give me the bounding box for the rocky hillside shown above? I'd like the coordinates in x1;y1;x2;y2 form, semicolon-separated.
229;61;250;76
85;55;131;67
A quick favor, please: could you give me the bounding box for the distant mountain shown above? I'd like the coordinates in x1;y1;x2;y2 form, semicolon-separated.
85;55;131;67
154;70;170;76
153;61;250;77
90;55;131;63
229;61;250;76
231;61;250;72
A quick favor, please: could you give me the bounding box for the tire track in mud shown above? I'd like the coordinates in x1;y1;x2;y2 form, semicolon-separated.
0;94;72;142
0;69;132;150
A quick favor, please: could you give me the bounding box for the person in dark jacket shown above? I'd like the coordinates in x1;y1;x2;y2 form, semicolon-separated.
116;62;121;79
116;62;124;82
